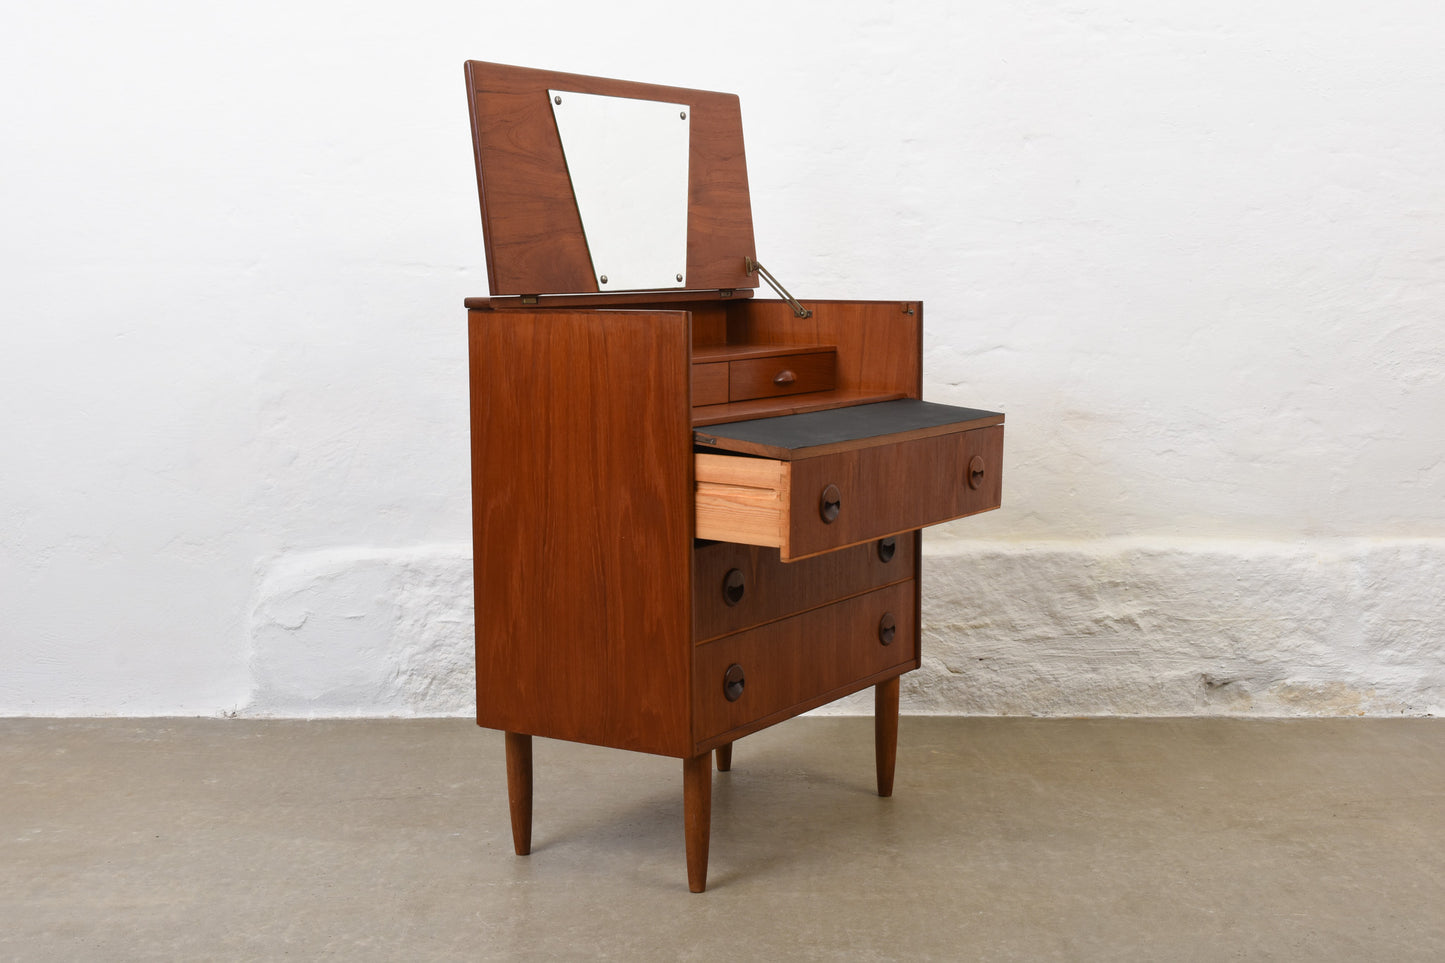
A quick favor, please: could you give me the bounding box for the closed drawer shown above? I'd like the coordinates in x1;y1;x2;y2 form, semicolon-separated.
696;423;1003;561
694;532;915;642
728;350;835;402
693;580;916;745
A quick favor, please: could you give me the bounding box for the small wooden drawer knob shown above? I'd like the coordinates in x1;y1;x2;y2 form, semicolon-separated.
722;568;746;607
773;369;796;386
819;484;842;523
877;537;897;563
723;664;746;702
878;613;897;646
967;455;987;490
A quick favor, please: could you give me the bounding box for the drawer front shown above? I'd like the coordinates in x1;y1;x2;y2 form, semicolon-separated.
786;424;1002;559
693;532;915;642
728;351;835;402
692;362;729;406
693;581;916;744
694;424;1003;561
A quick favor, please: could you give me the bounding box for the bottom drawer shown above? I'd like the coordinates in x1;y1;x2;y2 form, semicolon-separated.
692;580;916;746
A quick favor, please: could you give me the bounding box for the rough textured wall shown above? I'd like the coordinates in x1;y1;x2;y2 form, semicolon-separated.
3;2;1442;715
243;541;1443;718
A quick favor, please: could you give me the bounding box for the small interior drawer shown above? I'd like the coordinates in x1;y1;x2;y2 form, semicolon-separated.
694;532;915;642
692;580;916;746
728;350;835;402
695;423;1003;561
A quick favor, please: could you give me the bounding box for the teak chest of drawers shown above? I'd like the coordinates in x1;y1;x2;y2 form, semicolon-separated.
464;62;1004;892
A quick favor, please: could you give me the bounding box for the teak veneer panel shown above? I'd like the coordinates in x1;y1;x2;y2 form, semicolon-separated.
692;581;918;748
693;533;916;642
469;307;694;757
465;61;758;297
691;389;909;427
691;343;835;363
726;300;923;397
692;363;729;407
787;425;1004;559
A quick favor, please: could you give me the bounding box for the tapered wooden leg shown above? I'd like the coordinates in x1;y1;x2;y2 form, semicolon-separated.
714;742;733;772
875;677;900;797
504;731;533;855
683;753;712;893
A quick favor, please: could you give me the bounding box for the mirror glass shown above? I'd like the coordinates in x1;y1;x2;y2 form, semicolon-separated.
549;89;690;291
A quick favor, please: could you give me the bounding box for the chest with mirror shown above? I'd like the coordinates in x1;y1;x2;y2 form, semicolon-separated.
464;61;1004;891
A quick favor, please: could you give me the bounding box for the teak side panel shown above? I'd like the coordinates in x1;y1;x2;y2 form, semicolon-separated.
465;61;757;297
469;308;694;757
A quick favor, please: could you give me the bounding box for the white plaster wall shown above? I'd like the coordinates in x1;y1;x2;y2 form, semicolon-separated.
2;2;1441;716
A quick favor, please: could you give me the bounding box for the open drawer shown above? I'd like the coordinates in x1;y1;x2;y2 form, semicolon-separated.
694;399;1004;561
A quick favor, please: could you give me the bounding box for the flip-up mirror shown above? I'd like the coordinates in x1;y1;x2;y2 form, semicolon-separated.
549;89;691;291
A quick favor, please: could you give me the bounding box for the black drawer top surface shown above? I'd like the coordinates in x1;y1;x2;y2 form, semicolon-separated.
693;399;1004;459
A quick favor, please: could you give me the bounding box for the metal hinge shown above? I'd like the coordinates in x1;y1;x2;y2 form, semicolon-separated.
744;258;812;318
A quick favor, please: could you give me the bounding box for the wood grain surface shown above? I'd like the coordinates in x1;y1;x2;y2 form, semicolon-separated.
691;581;918;749
693;533;916;642
465;61;757;297
694;425;1003;560
691;363;729;407
785;424;1004;559
727;350;836;401
470;307;694;757
727;299;922;396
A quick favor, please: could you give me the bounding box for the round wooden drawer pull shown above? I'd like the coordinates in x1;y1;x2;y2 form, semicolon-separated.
773;369;796;386
878;613;897;646
722;568;746;607
877;537;897;563
967;455;986;490
819;484;842;523
723;664;746;702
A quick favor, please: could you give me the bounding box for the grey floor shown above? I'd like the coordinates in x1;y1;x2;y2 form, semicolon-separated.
2;717;1441;961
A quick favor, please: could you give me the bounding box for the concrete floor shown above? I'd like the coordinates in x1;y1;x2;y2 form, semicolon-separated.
1;718;1441;961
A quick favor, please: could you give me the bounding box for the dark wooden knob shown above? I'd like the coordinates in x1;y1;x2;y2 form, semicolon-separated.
723;664;746;702
877;537;897;563
878;613;897;646
819;484;841;523
967;455;986;490
773;369;796;386
722;568;745;607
